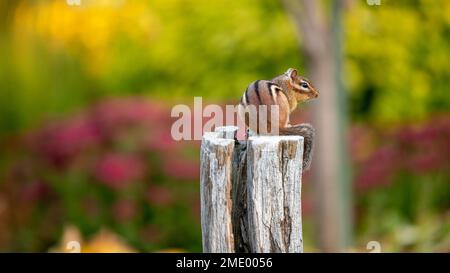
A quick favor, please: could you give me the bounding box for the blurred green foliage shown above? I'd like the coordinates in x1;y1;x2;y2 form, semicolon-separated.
1;0;450;132
0;0;300;134
345;0;450;123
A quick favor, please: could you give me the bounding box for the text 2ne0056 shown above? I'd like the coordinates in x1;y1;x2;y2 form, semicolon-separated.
220;258;272;268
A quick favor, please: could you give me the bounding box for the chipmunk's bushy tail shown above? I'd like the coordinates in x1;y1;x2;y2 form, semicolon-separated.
280;123;315;171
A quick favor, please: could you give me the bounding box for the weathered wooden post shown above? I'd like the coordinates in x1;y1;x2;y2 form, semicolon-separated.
200;126;304;253
246;136;303;252
200;131;235;253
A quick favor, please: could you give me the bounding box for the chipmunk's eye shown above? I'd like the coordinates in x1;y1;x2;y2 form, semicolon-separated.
301;82;309;89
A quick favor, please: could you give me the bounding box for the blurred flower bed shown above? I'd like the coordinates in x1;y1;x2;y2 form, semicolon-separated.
351;116;450;252
0;98;449;252
0;98;201;252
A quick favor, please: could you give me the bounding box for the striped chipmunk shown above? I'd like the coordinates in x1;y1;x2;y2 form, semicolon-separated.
238;68;318;170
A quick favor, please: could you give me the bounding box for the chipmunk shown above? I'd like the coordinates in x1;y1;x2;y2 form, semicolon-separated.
238;68;318;170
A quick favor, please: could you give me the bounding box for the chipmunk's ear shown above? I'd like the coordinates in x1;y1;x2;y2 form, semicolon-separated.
286;68;298;82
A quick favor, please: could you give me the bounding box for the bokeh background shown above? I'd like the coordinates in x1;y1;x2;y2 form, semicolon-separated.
0;0;449;252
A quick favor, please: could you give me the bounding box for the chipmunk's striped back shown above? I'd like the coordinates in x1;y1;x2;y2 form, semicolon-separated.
238;80;291;135
240;80;283;107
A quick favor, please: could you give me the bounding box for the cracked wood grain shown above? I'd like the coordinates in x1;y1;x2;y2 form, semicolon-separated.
200;131;235;252
246;136;304;253
200;127;304;253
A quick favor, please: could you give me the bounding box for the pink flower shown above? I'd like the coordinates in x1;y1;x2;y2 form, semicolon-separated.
140;224;163;243
113;199;137;221
406;151;444;174
146;130;176;152
95;154;146;189
355;146;399;191
92;99;169;134
146;186;173;206
31;116;100;168
301;197;313;216
162;156;199;181
20;181;50;203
